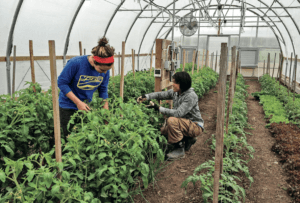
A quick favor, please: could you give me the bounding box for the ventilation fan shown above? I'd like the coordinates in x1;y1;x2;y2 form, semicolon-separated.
179;13;198;37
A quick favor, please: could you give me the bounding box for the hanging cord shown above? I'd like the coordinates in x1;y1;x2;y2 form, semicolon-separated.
16;66;31;91
35;61;51;82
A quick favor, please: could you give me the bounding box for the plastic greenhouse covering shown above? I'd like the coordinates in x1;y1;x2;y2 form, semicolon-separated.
1;0;300;95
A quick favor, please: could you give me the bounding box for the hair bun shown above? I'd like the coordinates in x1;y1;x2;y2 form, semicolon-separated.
98;37;108;47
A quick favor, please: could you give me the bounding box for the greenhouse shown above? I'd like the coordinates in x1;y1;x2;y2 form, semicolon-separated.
1;0;300;202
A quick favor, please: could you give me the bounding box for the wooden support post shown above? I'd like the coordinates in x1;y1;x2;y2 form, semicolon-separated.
277;53;282;80
201;49;205;69
186;51;189;64
12;45;16;95
213;43;228;203
197;51;200;73
48;40;62;171
293;55;298;101
112;55;115;77
235;51;239;92
192;50;196;75
225;46;237;134
239;61;241;74
120;42;125;99
150;49;154;75
183;49;186;71
215;51;218;72
79;41;82;56
218;19;221;36
288;54;293;94
267;53;270;75
118;52;121;75
84;48;86;55
263;60;265;75
205;50;209;67
272;53;276;78
29;40;36;92
132;49;135;77
210;52;214;69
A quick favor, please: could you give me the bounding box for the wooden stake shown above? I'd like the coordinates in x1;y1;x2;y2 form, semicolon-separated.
213;43;228;203
272;53;276;78
197;51;200;73
132;49;135;78
29;40;36;92
79;41;82;56
84;48;86;55
288;54;293;94
186;51;189;64
267;53;270;75
112;55;115;77
263;60;265;75
210;52;214;69
218;19;221;36
225;46;237;135
192;50;196;75
201;49;205;69
48;40;62;172
293;55;298;101
12;45;16;95
205;50;209;67
183;49;186;71
277;53;282;80
150;49;154;75
118;52;121;75
120;42;125;99
279;53;284;84
215;51;218;72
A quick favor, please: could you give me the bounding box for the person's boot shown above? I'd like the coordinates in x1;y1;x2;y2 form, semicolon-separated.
184;137;197;151
166;141;185;160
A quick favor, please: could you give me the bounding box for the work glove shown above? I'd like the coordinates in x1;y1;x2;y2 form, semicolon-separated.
137;94;147;103
146;101;160;112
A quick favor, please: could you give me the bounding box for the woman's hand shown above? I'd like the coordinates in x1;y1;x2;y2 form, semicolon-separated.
76;101;91;112
137;94;147;103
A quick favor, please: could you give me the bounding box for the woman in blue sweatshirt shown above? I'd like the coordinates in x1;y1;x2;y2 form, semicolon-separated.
57;37;114;138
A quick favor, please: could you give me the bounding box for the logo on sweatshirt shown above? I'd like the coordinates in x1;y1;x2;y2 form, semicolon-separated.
77;75;103;90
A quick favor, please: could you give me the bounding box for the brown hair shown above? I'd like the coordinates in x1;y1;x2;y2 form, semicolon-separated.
91;36;115;66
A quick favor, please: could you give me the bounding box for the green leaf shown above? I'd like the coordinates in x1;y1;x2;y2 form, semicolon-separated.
27;170;35;182
90;154;96;161
98;153;107;160
44;172;53;188
51;184;60;194
0;171;6;183
108;167;115;174
69;158;76;168
21;125;29;136
3;145;14;157
62;171;70;181
88;173;96;181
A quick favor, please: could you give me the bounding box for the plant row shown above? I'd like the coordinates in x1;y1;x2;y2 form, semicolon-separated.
0;67;219;202
252;74;300;125
182;74;255;203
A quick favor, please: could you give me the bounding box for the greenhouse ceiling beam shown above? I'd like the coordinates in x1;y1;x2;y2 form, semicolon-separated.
163;25;275;27
103;0;125;37
136;0;192;70
153;21;281;23
139;15;290;18
6;0;24;96
63;0;85;67
125;0;181;43
274;0;300;54
125;4;150;42
159;1;293;57
118;7;300;11
159;4;285;57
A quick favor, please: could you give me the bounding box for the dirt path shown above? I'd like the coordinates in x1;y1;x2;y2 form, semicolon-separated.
134;79;293;203
244;80;292;203
134;84;219;203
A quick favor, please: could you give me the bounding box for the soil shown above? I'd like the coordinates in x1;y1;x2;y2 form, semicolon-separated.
133;79;293;203
270;122;300;202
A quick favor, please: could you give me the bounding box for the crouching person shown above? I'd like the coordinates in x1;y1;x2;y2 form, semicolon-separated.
137;72;204;160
